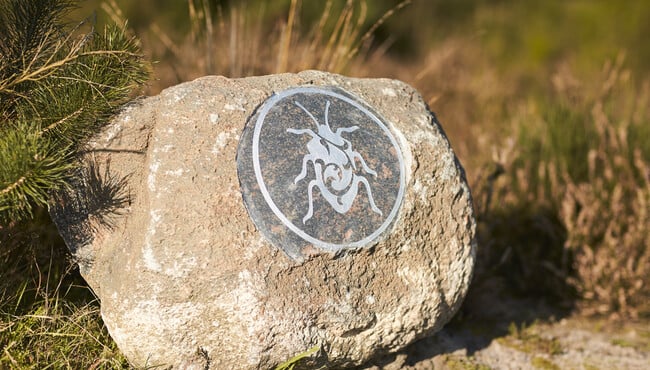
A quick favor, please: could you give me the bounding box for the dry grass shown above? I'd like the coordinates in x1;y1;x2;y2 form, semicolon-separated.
0;297;128;368
138;0;410;94
557;63;650;318
466;55;650;319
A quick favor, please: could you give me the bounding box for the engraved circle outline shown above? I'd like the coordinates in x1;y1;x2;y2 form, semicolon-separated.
252;86;405;251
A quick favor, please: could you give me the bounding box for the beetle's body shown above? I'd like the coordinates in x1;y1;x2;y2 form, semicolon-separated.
288;101;382;223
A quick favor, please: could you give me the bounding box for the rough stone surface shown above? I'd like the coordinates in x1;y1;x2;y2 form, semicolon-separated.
50;71;476;369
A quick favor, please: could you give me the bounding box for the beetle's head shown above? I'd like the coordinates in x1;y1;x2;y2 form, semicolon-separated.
318;124;344;146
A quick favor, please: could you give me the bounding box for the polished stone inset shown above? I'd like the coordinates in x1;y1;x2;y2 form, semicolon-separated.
237;86;405;259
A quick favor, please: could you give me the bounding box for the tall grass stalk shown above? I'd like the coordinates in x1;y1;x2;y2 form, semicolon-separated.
144;0;410;93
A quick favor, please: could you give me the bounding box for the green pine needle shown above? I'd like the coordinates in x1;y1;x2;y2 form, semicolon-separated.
0;0;149;225
0;122;73;224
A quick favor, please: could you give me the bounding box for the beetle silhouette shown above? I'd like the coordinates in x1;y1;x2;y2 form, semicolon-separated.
287;100;382;223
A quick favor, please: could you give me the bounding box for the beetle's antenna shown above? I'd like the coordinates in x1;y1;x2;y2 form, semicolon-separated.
324;101;331;129
294;101;320;127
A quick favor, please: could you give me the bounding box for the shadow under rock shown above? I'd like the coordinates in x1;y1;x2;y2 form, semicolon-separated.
361;203;579;368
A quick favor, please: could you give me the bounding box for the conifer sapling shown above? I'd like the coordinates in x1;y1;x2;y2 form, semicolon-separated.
0;0;149;225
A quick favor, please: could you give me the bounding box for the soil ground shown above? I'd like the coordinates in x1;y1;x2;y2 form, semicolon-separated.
362;279;650;370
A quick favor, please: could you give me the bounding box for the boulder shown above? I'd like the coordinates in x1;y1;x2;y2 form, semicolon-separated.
50;71;476;369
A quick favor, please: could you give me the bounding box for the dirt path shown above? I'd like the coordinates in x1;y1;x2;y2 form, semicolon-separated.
399;319;649;370
363;284;649;370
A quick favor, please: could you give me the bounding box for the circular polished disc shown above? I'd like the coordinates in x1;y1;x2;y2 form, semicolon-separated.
237;86;405;259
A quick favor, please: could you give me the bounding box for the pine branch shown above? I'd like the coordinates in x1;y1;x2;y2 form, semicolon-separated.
0;123;73;223
0;0;149;225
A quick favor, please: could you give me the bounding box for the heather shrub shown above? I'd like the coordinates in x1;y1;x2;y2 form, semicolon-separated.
483;56;650;318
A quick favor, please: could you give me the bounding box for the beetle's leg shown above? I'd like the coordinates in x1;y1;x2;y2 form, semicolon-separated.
351;150;378;177
303;179;319;223
335;126;359;135
287;128;316;136
294;154;314;184
356;176;383;216
340;138;358;171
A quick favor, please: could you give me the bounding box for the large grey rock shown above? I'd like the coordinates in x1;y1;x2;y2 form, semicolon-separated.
51;71;476;369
